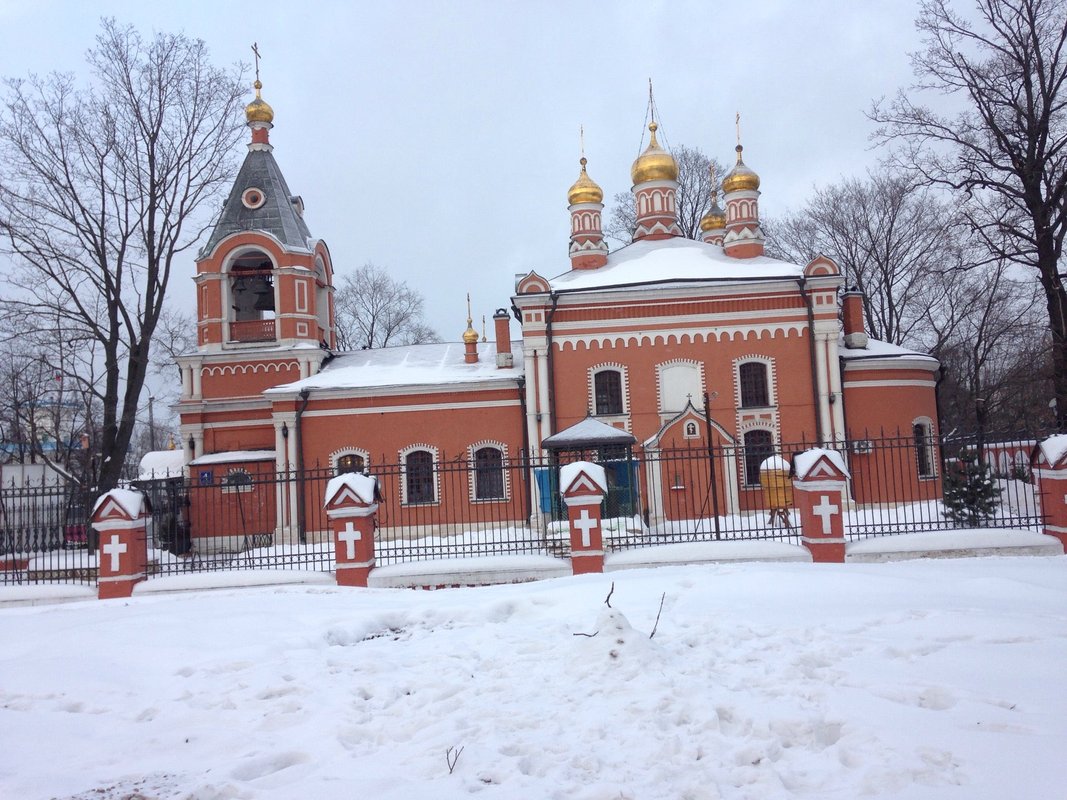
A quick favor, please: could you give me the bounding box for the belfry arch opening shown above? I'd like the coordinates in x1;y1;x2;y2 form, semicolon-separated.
229;249;276;343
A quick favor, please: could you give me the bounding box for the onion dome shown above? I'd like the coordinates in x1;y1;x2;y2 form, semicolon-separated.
722;144;760;193
245;80;274;125
700;200;727;232
630;121;678;185
567;157;604;205
462;314;479;344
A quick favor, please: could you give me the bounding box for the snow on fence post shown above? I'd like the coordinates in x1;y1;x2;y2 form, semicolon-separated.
92;489;149;600
1031;435;1067;552
792;449;849;563
560;461;607;575
323;473;379;587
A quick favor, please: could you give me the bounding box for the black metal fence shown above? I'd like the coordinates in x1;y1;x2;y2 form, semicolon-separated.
0;429;1049;586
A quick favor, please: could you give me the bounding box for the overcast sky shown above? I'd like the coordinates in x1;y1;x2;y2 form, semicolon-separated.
0;0;933;344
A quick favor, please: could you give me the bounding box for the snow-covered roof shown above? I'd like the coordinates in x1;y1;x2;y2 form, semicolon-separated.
189;450;276;466
92;488;146;519
547;237;803;292
265;341;523;395
839;337;938;367
324;472;378;506
138;450;185;480
560;461;608;495
542;417;637;450
1037;434;1067;466
793;448;850;479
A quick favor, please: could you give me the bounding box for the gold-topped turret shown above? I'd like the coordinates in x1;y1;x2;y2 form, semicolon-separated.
245;79;275;125
630;121;679;185
462;294;479;344
700;164;727;232
567;157;604;205
722;144;760;193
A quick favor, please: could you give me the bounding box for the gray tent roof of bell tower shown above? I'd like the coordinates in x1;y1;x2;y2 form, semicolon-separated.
200;148;313;258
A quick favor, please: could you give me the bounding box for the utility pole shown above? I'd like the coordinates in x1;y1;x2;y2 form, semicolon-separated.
148;395;157;452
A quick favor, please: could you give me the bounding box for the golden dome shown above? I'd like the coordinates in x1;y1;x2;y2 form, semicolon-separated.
245;80;274;125
700;202;727;232
722;144;760;193
630;121;678;185
567;157;604;205
462;322;479;344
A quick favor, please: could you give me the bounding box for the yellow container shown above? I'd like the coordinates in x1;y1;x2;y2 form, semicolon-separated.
760;463;793;510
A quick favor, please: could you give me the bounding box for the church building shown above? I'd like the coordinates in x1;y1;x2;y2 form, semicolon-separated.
175;81;940;551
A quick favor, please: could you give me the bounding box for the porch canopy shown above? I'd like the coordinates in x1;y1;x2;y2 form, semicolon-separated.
541;417;639;519
542;417;637;461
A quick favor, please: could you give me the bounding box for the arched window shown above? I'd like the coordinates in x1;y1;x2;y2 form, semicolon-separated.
336;453;365;475
743;430;774;487
473;446;505;500
658;361;702;414
229;250;275;321
739;362;770;408
913;420;936;478
404;449;436;504
222;468;253;494
594;370;623;415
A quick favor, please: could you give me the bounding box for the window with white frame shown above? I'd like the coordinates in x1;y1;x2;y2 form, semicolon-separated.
335;453;366;476
742;429;775;487
221;468;254;493
593;369;624;415
403;449;436;504
738;361;770;408
472;446;505;500
658;361;703;413
913;419;936;478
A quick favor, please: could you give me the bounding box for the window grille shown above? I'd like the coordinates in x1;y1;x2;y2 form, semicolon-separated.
739;362;770;407
594;370;623;415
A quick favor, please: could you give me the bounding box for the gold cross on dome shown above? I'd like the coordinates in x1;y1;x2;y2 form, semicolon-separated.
252;42;262;82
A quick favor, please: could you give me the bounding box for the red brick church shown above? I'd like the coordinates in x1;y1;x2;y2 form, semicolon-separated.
174;81;940;551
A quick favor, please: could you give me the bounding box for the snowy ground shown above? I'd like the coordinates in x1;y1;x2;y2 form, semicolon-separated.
1;557;1066;799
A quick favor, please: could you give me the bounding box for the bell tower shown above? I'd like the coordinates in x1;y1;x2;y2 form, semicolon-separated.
177;65;337;463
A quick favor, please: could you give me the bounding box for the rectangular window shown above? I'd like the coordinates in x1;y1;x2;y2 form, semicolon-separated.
473;447;505;500
914;424;935;478
405;451;435;504
739;362;770;408
594;370;623;415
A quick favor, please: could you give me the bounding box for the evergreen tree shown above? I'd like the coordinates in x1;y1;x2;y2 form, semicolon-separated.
941;449;1000;526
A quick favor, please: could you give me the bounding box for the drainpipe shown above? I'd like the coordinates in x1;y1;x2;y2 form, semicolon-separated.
295;388;310;544
517;376;531;521
797;278;824;443
545;291;560;435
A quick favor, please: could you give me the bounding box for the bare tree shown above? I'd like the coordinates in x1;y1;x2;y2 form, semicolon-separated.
0;336;91;478
606;145;726;244
870;0;1067;427
333;263;440;350
933;259;1048;431
768;173;962;347
0;19;246;494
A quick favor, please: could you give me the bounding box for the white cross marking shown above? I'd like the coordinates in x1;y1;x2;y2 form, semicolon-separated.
574;509;599;548
812;495;840;535
338;520;362;560
103;534;127;572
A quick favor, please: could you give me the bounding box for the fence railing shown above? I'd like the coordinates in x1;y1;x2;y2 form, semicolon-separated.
0;430;1049;585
